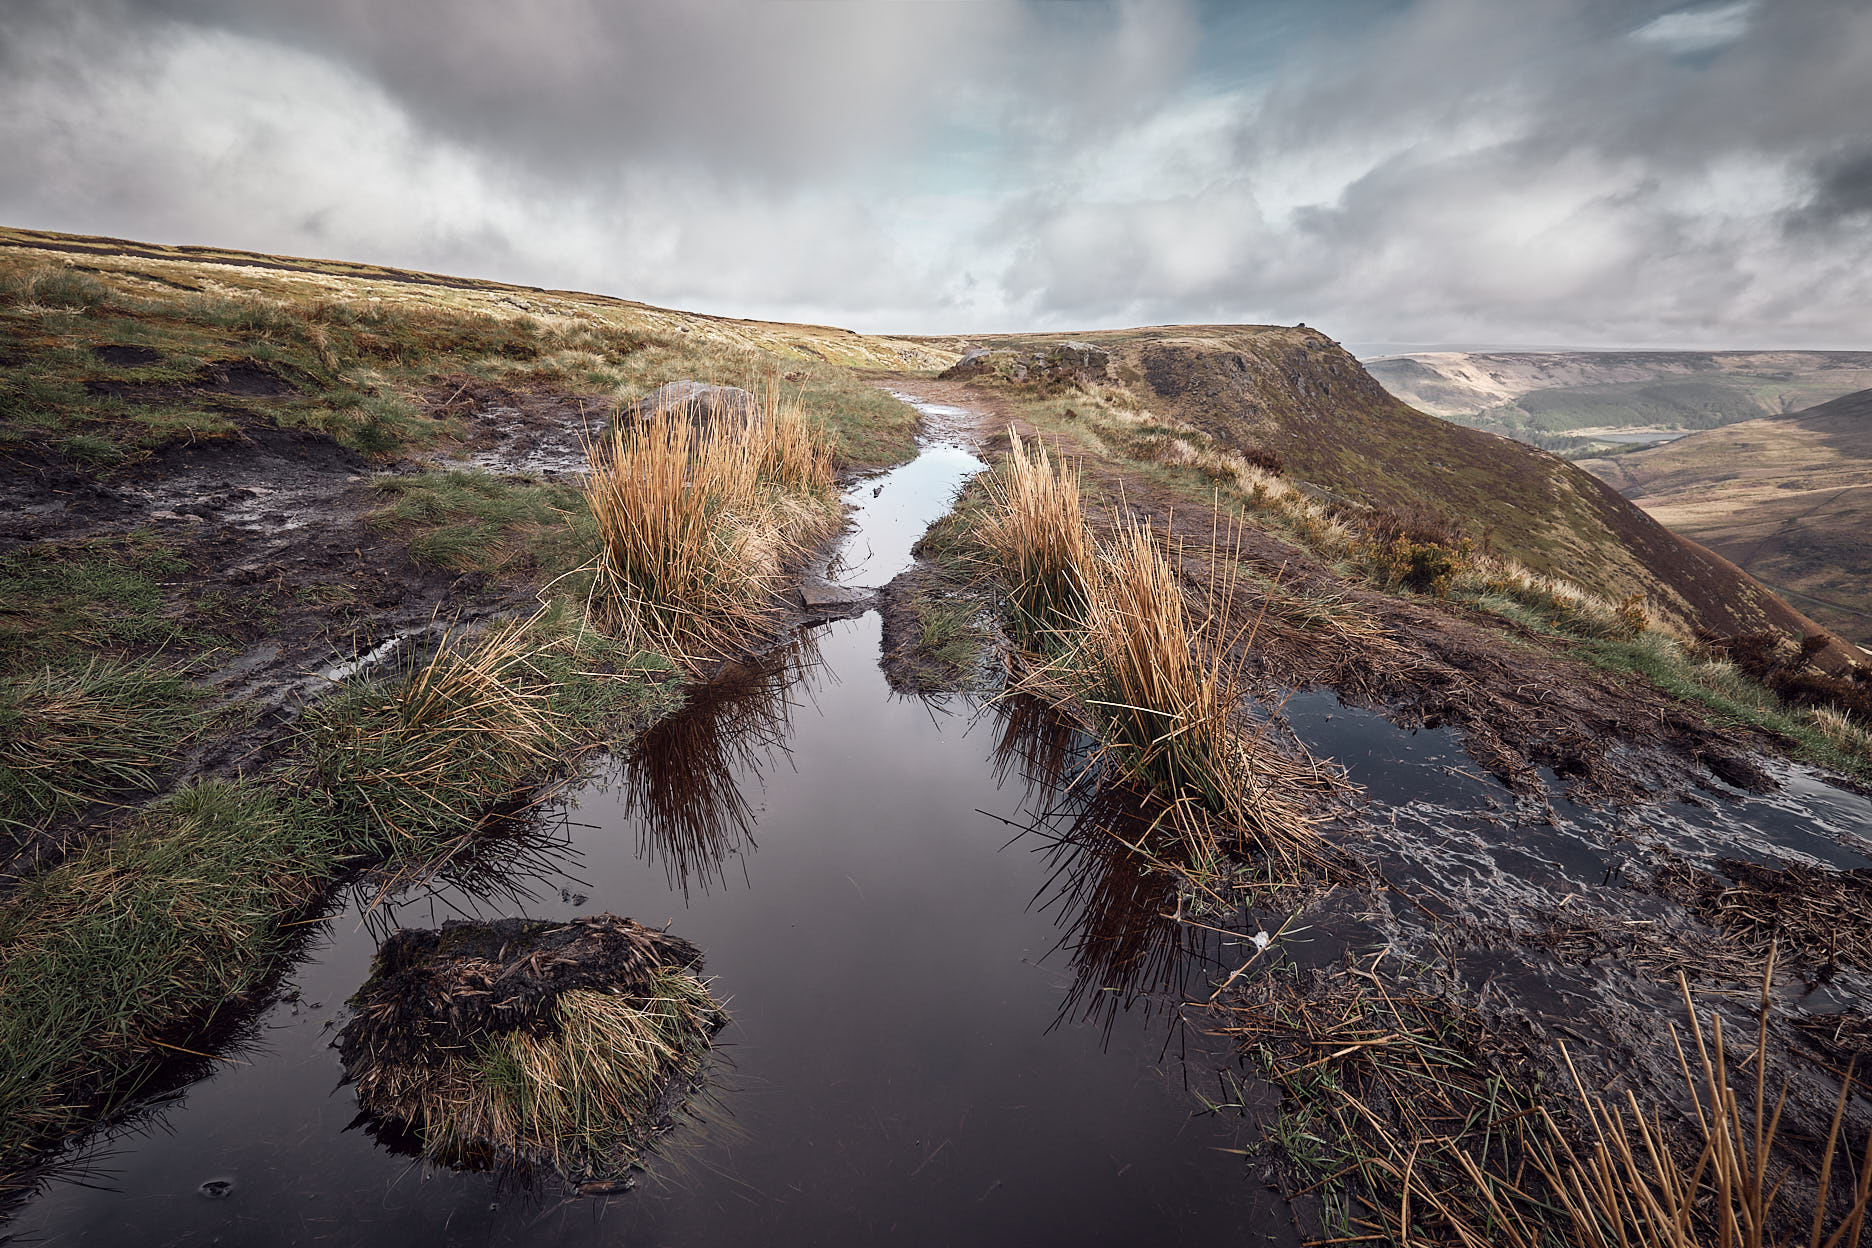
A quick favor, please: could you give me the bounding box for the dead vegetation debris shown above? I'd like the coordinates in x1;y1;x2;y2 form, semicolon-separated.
1655;857;1872;976
1212;953;1872;1247
338;914;724;1186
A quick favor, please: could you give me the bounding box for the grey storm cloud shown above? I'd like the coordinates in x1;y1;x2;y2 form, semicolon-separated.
1790;149;1872;232
1;0;1869;346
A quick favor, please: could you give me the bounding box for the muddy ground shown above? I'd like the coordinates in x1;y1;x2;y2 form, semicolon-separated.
2;369;837;891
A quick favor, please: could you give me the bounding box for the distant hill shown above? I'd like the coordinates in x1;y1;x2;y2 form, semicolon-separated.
1367;350;1872;455
916;327;1841;652
1580;388;1872;648
1;224;1843;660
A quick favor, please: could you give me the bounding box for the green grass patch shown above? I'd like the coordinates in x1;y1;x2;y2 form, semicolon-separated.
0;534;212;670
917;596;985;672
0;660;204;843
1576;631;1872;780
0;780;342;1169
369;468;590;575
299;608;679;856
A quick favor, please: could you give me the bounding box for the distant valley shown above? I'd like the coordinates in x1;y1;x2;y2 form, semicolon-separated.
1366;349;1872;459
1579;388;1872;648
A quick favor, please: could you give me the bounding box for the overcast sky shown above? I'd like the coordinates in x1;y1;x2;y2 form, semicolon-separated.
3;0;1869;348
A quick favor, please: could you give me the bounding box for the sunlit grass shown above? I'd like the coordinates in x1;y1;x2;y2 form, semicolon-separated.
583;391;838;667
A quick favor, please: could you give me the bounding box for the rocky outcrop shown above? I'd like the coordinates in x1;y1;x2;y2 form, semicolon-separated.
940;341;1110;388
620;380;761;432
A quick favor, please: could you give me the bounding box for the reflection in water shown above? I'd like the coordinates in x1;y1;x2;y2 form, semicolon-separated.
990;695;1221;1032
615;630;826;896
352;812;585;943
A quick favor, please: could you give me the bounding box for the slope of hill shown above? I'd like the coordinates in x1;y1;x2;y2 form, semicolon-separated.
1367;350;1872;455
1580;388;1872;647
916;327;1842;655
0;225;956;374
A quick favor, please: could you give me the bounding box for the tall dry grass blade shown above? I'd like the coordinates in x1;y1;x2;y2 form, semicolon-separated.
582;388;837;668
975;428;1092;648
1074;513;1315;865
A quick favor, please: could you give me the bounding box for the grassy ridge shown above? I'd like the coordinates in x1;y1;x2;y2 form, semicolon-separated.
0;232;938;472
932;327;1826;647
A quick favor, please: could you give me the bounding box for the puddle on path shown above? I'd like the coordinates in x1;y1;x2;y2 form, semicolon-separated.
830;435;984;588
9;433;1284;1246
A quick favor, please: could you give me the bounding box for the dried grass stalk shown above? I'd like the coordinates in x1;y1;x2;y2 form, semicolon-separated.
582;387;836;667
975;429;1091;648
1255;951;1872;1248
1072;514;1315;866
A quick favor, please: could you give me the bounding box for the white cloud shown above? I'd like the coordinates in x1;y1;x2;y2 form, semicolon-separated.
1;0;1868;345
1631;2;1756;55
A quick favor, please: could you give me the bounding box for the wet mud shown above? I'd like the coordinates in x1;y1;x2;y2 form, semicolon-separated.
4;372;636;891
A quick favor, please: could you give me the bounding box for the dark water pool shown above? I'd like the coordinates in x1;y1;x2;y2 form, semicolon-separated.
7;439;1288;1246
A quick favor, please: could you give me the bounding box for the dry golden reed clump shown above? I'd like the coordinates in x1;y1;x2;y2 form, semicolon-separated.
1075;514;1313;865
581;386;838;667
975;430;1320;867
975;429;1091;648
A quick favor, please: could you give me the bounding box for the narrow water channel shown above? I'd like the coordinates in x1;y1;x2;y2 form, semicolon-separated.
10;417;1285;1245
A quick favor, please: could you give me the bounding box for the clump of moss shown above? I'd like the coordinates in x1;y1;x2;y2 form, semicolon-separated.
337;914;725;1186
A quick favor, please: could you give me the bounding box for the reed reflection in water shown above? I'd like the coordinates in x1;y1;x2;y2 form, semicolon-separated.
989;694;1226;1033
611;629;826;897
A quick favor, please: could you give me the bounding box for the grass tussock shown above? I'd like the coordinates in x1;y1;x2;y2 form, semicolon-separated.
1073;516;1315;865
974;431;1324;868
458;980;722;1176
0;781;339;1167
975;430;1092;647
338;915;724;1183
0;659;203;840
299;616;562;855
582;391;838;667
